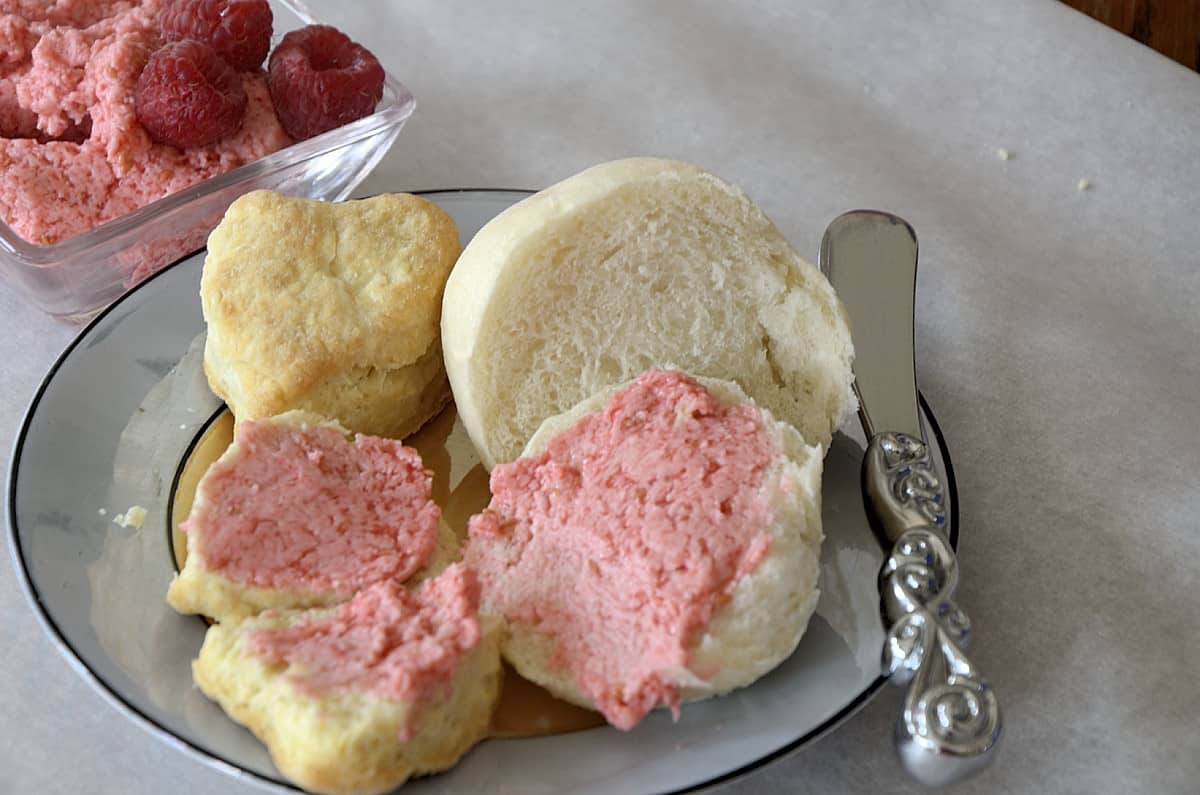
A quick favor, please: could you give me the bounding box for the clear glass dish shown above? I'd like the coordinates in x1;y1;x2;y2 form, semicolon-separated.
0;0;415;322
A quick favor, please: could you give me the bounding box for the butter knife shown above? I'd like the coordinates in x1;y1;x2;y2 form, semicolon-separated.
819;211;1002;786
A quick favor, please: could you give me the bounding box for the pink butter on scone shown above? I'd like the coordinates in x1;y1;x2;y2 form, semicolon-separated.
246;564;483;741
184;417;440;595
465;369;779;730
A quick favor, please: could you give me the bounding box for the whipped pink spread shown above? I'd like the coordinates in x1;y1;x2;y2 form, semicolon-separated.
465;370;777;730
0;0;291;245
248;564;482;740
184;418;440;596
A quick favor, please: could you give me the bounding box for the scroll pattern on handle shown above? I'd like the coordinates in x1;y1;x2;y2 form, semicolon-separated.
866;432;1002;787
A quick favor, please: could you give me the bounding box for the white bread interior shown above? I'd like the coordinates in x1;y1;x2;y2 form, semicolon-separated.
441;157;855;468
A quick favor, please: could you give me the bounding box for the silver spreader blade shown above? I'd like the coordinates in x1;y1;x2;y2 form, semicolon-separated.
819;211;922;441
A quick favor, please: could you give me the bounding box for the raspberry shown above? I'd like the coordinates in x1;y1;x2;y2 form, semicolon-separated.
160;0;273;72
135;40;248;149
267;25;385;140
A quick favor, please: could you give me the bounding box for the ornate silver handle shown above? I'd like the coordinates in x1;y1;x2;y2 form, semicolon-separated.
865;431;1002;787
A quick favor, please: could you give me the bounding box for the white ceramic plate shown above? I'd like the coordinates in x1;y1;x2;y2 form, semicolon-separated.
6;190;958;794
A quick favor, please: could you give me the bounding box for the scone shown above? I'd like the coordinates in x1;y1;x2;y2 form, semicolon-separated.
168;410;457;622
464;370;824;730
194;564;502;795
441;157;855;468
201;190;461;440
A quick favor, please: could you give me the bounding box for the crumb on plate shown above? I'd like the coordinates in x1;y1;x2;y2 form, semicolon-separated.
113;505;148;529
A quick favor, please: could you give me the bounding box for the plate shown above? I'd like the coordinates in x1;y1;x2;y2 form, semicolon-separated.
6;190;958;794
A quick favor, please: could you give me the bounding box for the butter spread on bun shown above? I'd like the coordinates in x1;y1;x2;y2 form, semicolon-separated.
465;371;824;730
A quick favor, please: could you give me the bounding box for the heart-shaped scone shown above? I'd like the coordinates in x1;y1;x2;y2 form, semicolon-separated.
201;191;461;440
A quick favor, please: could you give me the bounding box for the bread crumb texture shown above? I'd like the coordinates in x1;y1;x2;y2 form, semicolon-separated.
442;157;855;468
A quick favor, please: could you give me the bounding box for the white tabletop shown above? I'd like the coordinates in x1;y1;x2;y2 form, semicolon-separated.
4;1;1198;793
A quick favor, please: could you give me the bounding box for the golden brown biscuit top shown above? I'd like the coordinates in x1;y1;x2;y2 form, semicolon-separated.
200;191;461;419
